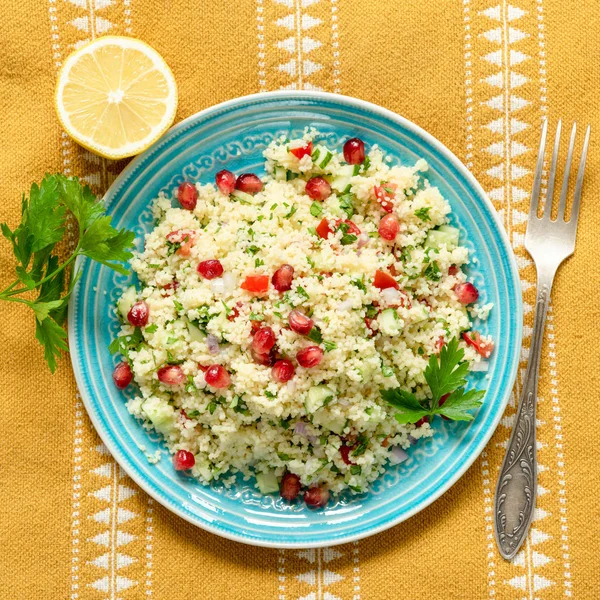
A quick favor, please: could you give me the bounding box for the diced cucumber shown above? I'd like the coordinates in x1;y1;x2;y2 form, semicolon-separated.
330;175;352;194
231;189;255;204
337;164;356;177
256;470;280;494
305;385;334;413
142;397;177;436
319;150;333;169
425;226;460;250
186;319;205;343
378;308;401;336
117;286;137;321
274;166;287;181
313;410;346;435
192;457;213;481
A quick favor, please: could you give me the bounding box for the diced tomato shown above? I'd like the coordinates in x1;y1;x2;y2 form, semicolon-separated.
448;265;459;276
227;303;241;322
316;218;334;239
340;445;355;465
373;270;399;290
290;141;313;160
364;316;377;337
316;218;360;240
462;331;494;359
240;274;270;294
381;436;390;448
374;183;397;213
435;336;445;354
415;416;429;427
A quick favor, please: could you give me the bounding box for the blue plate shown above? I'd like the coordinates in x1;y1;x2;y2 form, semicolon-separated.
68;91;522;548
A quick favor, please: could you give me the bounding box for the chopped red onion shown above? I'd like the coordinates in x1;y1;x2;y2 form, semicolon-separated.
294;421;308;436
210;278;225;294
380;287;403;306
308;435;319;446
222;272;236;292
389;446;409;464
206;334;220;355
408;435;418;446
336;299;353;312
357;234;369;249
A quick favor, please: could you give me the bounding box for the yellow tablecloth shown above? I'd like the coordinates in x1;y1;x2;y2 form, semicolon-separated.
1;1;599;598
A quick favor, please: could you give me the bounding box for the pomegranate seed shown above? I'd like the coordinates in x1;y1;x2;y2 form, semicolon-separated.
250;320;262;334
280;472;302;501
215;169;236;194
290;141;313;160
378;214;400;241
462;331;494;359
454;282;479;304
373;270;399;290
112;361;133;389
252;326;276;354
343;137;365;164
235;173;263;194
296;346;324;368
448;265;459;276
127;301;149;327
304;485;330;508
204;365;231;388
251;348;276;366
305;177;332;201
157;365;185;386
197;364;209;372
197;259;224;280
374;184;397;212
177;182;198;210
272;264;294;292
173;449;195;471
340;445;355;465
240;274;270;294
288;309;314;336
272;359;295;382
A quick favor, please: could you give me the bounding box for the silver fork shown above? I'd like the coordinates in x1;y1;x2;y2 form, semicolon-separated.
493;119;591;560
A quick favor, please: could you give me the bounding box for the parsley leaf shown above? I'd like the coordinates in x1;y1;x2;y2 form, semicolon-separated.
415;207;431;221
340;233;358;246
424;261;441;281
307;327;323;343
381;338;485;424
310;202;323;218
0;175;134;372
323;340;337;352
338;193;355;219
296;286;310;300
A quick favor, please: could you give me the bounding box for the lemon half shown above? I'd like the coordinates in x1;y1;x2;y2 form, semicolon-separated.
55;36;178;160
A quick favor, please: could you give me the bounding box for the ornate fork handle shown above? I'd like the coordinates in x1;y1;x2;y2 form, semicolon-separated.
493;273;552;559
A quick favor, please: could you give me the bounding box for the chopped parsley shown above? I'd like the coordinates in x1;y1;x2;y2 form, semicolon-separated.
277;452;291;461
310;202;323;218
307;226;318;237
246;245;260;255
350;465;362;475
323;340;337;352
279;418;291;430
415;207;431;222
351;276;367;292
144;324;158;334
255;257;264;268
296;286;310;300
351;434;369;457
424;261;441;281
307;327;323;343
381;364;395;377
284;205;297;219
249;312;265;321
339;193;355;219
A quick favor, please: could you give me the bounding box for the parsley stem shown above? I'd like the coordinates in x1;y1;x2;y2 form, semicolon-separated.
0;245;80;298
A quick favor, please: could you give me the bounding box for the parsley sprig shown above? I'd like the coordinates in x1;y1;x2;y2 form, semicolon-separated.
0;174;135;372
381;338;485;423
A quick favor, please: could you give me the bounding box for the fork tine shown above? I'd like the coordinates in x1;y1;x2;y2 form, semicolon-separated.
557;122;577;221
529;118;548;221
543;119;562;219
568;124;591;227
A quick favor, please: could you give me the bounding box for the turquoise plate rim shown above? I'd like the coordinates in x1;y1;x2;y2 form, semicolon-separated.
68;91;522;548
